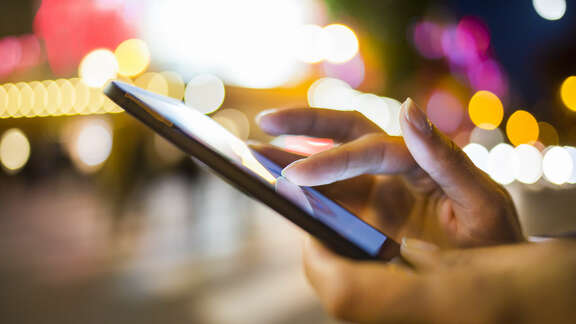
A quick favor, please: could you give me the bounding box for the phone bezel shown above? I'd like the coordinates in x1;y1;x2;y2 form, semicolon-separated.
105;81;390;260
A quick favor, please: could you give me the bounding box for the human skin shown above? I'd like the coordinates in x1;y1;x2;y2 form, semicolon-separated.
252;99;573;323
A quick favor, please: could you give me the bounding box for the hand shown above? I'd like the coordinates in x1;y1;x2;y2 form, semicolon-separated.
254;98;523;248
303;237;576;324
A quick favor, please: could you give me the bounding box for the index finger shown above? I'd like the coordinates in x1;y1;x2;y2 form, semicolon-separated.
256;108;383;142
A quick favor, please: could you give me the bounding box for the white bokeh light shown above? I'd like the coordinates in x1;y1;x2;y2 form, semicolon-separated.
463;143;489;173
513;144;542;184
322;24;359;64
355;94;391;132
533;0;566;21
307;77;356;111
564;146;576;184
75;120;113;168
487;143;516;185
185;74;226;114
79;49;119;88
0;128;31;173
294;24;325;64
141;0;313;88
542;146;573;185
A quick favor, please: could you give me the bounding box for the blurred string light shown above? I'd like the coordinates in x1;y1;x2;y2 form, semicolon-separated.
66;119;113;173
468;90;503;130
426;90;463;134
487;143;516;185
542;146;573;185
115;39;151;77
533;0;566;21
513;144;542;184
141;0;318;88
184;74;226;114
79;49;119;88
0;78;123;118
506;110;539;146
560;76;576;111
0;128;31;174
538;121;559;146
463;143;489;173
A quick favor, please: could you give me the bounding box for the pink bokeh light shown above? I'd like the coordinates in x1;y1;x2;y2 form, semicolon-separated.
426;90;464;134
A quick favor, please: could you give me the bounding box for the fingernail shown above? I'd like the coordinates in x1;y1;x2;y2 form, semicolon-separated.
281;158;306;178
255;109;278;124
403;98;432;134
401;237;439;252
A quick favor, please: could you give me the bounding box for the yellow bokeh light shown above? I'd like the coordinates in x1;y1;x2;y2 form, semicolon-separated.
56;79;76;115
161;71;186;100
30;81;47;116
115;39;151;77
5;83;22;117
506;110;539;146
322;24;359;64
468;90;504;130
16;82;35;117
135;72;169;96
538;121;559;146
0;128;31;173
0;86;7;117
42;80;62;116
72;78;90;114
79;49;119;88
560;76;576;111
87;88;105;114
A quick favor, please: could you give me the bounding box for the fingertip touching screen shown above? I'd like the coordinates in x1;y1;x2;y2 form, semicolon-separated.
115;82;388;257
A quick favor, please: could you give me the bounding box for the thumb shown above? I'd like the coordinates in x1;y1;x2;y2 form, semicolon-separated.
400;238;441;271
399;98;491;207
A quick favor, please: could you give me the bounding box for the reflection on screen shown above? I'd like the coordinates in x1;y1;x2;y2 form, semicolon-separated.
118;82;388;256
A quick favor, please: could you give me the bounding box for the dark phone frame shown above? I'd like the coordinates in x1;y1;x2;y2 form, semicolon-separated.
105;81;391;260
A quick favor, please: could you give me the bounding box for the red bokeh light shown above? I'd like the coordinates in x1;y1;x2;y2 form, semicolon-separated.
34;0;136;76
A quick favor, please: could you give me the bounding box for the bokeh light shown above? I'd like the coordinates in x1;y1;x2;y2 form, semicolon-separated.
135;72;169;96
533;0;566;21
161;71;186;100
513;144;543;184
0;86;7;117
74;119;113;171
487;143;516;185
468;90;504;130
412;21;444;60
560;76;576;111
542;146;573;185
294;24;325;64
0;37;22;77
16;82;35;117
79;49;119;88
506;110;539;146
538;121;559;146
5;83;22;117
322;54;365;89
73;78;91;114
184;74;226;114
307;77;356;111
356;94;391;132
56;79;76;115
115;39;151;77
426;90;463;134
213;109;250;140
0;128;31;173
564;146;576;184
463;143;489;173
30;81;48;116
470;127;504;150
42;80;62;116
322;24;359;64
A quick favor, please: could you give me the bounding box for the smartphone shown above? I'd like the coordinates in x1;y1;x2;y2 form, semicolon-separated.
105;81;397;260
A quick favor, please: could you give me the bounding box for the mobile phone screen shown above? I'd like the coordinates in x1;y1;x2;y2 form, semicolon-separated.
117;82;388;257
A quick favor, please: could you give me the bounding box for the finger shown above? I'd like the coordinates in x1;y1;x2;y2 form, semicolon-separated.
302;236;432;323
400;237;442;271
249;143;307;168
282;133;416;186
256;108;382;142
399;98;495;207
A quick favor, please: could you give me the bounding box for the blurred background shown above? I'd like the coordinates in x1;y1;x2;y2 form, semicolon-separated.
0;0;575;323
